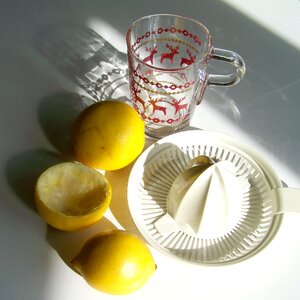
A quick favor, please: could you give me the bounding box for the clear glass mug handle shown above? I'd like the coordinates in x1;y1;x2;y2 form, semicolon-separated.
207;47;246;87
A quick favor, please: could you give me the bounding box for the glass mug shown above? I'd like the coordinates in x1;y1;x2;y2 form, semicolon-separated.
126;14;245;139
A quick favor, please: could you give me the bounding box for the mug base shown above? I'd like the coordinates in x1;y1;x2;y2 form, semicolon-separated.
145;121;192;140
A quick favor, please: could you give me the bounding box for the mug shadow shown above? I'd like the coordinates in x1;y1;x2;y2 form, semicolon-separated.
35;23;130;103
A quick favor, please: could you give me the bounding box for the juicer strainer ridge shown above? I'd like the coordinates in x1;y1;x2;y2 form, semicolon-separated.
127;131;300;264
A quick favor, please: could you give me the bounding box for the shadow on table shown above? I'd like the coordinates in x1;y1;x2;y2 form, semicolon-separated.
5;148;63;212
5;91;96;212
35;23;130;103
105;162;141;236
38;92;95;160
46;218;118;269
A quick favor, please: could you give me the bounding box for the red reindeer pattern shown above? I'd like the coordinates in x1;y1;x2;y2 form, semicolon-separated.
160;44;179;64
170;97;188;114
143;45;158;65
132;85;145;110
148;96;167;115
180;49;196;67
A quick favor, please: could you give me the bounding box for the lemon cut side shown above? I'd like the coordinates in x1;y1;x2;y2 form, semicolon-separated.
35;162;112;231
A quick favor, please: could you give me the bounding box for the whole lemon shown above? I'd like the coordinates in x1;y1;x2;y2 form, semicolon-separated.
72;100;145;171
35;162;112;231
71;230;156;295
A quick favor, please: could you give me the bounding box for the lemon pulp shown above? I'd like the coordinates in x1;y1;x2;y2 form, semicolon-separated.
35;162;112;231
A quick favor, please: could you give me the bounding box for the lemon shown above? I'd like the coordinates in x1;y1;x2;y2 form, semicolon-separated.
71;230;156;295
35;162;112;231
72;100;145;171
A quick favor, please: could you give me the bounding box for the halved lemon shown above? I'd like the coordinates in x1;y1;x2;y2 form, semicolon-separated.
35;162;112;231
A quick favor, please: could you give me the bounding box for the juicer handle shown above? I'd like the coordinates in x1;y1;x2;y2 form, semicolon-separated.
272;187;300;214
207;48;246;87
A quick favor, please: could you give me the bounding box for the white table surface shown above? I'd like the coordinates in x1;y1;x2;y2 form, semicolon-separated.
1;1;300;299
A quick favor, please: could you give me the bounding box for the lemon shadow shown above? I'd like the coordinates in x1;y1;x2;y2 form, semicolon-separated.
46;217;118;270
105;163;142;236
38;92;95;160
5;148;63;211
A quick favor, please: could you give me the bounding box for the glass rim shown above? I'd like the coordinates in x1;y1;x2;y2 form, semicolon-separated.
126;13;213;72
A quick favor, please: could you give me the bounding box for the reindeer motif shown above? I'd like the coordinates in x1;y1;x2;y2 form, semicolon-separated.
143;45;158;65
180;49;196;67
148;96;167;115
170;97;188;114
160;44;179;64
132;85;145;110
